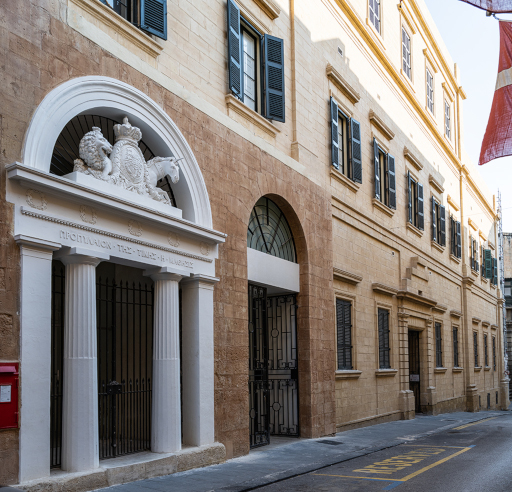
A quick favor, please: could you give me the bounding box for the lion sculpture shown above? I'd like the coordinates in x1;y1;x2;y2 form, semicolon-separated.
73;117;180;206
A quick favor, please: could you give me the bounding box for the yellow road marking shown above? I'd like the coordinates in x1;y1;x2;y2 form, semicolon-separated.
312;474;403;481
401;445;467;449
452;417;497;430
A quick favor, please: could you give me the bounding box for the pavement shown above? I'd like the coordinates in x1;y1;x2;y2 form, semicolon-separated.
99;410;509;492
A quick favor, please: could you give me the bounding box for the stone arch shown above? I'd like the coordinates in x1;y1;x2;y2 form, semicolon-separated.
22;76;212;227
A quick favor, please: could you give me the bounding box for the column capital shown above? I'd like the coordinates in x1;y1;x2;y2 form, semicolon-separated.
181;273;220;287
54;246;108;267
144;265;189;282
15;234;61;256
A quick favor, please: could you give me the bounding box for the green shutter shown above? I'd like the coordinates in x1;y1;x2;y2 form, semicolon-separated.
456;221;461;258
440;205;446;246
140;0;167;40
264;34;285;122
407;171;412;224
431;197;437;241
485;249;492;279
330;97;339;170
350;119;362;183
417;183;424;230
387;154;396;210
374;138;380;200
493;257;498;285
227;0;242;99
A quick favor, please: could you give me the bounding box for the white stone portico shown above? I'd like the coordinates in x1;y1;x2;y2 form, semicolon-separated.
6;76;226;485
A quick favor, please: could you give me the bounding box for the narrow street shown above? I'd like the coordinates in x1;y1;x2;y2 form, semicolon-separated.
101;411;512;492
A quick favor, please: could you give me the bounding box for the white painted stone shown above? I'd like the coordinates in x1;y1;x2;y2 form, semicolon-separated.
181;275;218;446
16;236;61;483
60;254;104;473
247;247;300;293
150;271;183;453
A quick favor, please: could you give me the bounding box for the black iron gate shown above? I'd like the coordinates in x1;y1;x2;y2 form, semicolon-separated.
50;261;65;468
408;330;421;413
249;284;299;448
97;275;153;459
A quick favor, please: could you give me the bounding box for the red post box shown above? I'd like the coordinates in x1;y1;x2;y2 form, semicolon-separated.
0;363;19;429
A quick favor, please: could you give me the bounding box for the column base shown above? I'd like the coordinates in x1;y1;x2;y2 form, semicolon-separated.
466;384;480;412
399;390;415;420
500;378;510;410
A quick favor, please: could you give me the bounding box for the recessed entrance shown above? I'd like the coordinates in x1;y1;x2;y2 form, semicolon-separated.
408;330;421;413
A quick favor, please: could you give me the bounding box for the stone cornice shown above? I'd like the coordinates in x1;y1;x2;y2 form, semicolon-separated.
396;290;437;308
331;168;360;193
472;317;481;324
450;309;463;319
432;304;447;314
326;64;361;104
468;217;479;232
429;174;444;194
253;0;281;20
447;195;460;212
333;267;363;284
372;283;398;296
369;110;395;140
372;198;395;217
404;147;424;171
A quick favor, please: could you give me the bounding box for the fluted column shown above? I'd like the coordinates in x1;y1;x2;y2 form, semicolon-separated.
150;271;182;453
61;255;103;472
181;274;218;447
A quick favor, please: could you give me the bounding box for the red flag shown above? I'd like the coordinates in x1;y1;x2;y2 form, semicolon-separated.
479;21;512;165
460;0;512;13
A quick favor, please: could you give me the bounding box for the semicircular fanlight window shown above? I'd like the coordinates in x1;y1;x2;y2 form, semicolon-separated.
50;114;177;207
247;197;297;263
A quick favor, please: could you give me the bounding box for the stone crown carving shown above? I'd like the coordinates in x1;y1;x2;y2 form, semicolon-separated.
73;117;180;206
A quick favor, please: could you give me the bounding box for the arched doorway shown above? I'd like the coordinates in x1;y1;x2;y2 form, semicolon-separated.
247;197;299;448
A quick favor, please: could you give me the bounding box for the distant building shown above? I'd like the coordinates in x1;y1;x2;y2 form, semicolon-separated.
503;233;512;388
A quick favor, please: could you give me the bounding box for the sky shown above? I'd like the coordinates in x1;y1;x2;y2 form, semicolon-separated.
425;0;512;232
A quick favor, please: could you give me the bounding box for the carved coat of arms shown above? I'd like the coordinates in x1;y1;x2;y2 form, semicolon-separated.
73;117;180;206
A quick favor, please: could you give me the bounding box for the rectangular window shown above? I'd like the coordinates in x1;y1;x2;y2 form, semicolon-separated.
505;279;512;298
450;216;462;258
445;101;451;139
492;257;498;286
242;29;257;111
369;0;381;33
378;308;391;369
426;68;434;113
402;27;411;79
336;299;353;370
453;327;459;367
493;336;497;371
373;139;396;209
474;332;479;367
431;197;446;246
407;171;424;230
435;322;443;367
470;237;479;274
330;97;362;183
484;333;489;367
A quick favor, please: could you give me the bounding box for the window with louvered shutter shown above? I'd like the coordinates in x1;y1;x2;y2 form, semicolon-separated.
378;308;390;369
484;334;489;367
493;337;496;371
431;197;437;242
456;221;461;258
484;249;492;279
407;172;413;224
439;205;446;246
264;34;285;122
350;119;362;183
336;299;352;370
374;138;381;201
450;217;456;255
388;154;396;210
417;183;424;230
435;323;442;367
140;0;167;39
474;239;479;273
330;97;339;170
493;257;498;285
227;0;242;99
474;332;479;367
453;327;459;367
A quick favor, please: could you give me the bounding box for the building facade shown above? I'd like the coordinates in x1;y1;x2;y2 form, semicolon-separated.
0;0;508;489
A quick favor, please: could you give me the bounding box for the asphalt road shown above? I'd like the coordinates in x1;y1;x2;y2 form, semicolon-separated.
255;415;512;492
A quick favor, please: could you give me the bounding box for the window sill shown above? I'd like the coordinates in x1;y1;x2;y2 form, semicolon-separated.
474;366;482;372
481;277;489;284
484;366;491;371
452;367;464;373
471;268;479;278
450;254;461;264
69;0;163;59
431;240;445;253
434;367;447;374
491;284;497;290
330;168;360;193
336;370;362;380
372;198;395;217
225;94;280;138
375;369;397;377
406;221;423;238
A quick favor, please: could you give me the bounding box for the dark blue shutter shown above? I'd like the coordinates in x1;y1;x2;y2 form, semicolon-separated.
485;249;492;279
374;138;380;200
431;197;437;241
227;0;242;99
140;0;167;40
407;172;412;224
456;221;461;258
387;154;396;209
493;257;498;285
264;34;285;122
330;97;339;170
350;118;362;183
440;205;446;247
417;183;424;230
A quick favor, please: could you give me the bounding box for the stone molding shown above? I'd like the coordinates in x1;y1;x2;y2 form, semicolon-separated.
482;321;491;328
333;267;363;284
447;194;460;211
372;283;398;296
330;168;360;192
450;253;461;264
472;317;481;324
403;147;424;171
326;64;361;104
434;367;447;374
396;290;437;308
369;110;395;140
335;370;362;380
375;369;398;377
372;198;395;217
406;221;423;238
14;234;61;253
69;0;163;59
254;0;281;19
429;174;445;194
431;240;444;253
468;218;479;232
432;304;447;314
452;367;464;373
225;94;280;138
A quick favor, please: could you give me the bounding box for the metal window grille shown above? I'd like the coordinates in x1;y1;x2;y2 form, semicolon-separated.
484;334;489;367
453;327;459;367
474;332;479;367
378;308;391;369
336;299;352;370
435;322;443;367
493;336;497;371
426;68;434;113
402;27;411;79
369;0;380;33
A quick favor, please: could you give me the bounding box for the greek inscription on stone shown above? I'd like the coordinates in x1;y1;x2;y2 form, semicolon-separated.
60;230;113;249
